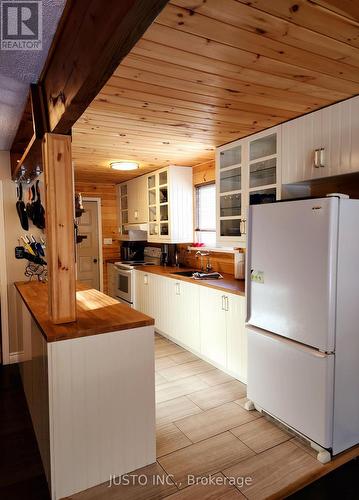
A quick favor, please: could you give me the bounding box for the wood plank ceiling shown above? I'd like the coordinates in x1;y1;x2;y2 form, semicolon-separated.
72;0;359;183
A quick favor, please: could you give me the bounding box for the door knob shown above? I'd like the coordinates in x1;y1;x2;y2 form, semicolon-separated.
93;258;98;263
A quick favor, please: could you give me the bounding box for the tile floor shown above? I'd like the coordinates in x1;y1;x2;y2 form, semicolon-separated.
66;333;359;500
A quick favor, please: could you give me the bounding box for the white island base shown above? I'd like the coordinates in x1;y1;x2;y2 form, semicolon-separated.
18;297;156;500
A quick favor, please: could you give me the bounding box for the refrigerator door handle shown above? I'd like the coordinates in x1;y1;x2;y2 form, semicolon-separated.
246;324;330;359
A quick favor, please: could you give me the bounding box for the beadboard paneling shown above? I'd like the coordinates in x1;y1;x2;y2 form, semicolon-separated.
48;326;156;499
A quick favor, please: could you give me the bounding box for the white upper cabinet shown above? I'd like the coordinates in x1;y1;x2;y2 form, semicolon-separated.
118;176;148;239
147;166;193;244
217;141;246;245
126;175;148;224
216;125;281;246
282;96;359;184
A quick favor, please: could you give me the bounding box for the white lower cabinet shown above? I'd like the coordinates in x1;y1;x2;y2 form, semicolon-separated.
199;286;227;366
226;293;247;383
134;270;247;382
172;280;201;352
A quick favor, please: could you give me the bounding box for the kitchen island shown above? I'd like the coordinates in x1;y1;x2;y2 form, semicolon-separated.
15;281;156;500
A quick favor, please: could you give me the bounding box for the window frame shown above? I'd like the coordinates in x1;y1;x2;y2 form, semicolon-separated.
194;182;216;245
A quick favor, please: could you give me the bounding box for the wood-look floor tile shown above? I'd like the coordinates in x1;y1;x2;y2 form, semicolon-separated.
155;373;168;386
155;340;172;350
159;360;214;382
65;462;178;500
175;402;261;443
157;432;254;489
168;351;199;365
155;357;177;371
155;343;185;359
156;423;192;458
187;380;247;410
230;417;292;453
197;369;235;387
156;396;203;426
166;472;245;499
223;441;323;500
156;376;209;404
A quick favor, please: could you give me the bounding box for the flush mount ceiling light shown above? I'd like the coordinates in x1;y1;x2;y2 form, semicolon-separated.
110;161;139;171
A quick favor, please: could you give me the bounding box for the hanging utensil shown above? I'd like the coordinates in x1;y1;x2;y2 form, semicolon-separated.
33;180;45;229
31;234;45;256
21;236;35;256
26;185;36;222
16;183;29;230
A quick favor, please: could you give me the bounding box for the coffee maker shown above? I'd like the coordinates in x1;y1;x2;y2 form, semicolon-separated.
121;241;146;262
160;244;179;267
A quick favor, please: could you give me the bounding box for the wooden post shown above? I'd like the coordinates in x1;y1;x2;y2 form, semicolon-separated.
43;133;76;324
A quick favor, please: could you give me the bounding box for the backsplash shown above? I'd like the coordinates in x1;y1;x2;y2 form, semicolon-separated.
177;244;235;275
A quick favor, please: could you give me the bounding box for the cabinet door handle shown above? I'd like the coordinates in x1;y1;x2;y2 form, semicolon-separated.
144;274;148;285
314;149;320;168
221;295;225;310
175;282;180;295
225;296;229;311
242;219;247;235
319;148;325;167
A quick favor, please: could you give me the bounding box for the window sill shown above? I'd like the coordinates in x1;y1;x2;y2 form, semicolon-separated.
187;246;238;254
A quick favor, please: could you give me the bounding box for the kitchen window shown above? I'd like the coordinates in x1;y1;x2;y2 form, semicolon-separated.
195;183;216;246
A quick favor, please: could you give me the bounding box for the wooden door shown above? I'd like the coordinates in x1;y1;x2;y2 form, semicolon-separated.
199;286;227;367
77;201;100;289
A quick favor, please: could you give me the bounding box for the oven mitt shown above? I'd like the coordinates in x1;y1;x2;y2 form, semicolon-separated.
16;183;29;231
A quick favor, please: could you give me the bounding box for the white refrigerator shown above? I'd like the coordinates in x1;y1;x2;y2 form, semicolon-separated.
246;196;359;462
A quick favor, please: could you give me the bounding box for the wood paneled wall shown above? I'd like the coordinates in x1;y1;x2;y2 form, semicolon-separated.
192;159;215;186
75;182;120;293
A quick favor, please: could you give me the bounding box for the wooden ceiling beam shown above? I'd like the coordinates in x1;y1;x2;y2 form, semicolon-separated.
40;0;170;134
10;83;48;179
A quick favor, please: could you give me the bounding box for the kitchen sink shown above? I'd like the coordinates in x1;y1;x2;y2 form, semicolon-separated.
172;270;197;277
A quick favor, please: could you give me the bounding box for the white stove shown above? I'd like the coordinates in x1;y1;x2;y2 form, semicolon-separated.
113;247;161;306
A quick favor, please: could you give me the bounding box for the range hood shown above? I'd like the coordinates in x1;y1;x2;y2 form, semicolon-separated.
121;223;148;241
124;223;148;231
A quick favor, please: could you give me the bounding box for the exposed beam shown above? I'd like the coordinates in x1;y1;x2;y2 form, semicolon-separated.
41;0;170;134
10;84;49;180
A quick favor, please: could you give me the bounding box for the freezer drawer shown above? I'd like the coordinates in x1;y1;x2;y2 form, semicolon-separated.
247;326;334;449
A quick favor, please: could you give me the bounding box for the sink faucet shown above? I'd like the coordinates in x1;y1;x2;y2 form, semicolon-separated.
196;250;212;272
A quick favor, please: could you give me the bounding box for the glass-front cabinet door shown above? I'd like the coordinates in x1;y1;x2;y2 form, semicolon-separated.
216;126;281;246
248;127;280;207
148;174;158;237
119;183;129;238
147;168;170;241
217;142;246;243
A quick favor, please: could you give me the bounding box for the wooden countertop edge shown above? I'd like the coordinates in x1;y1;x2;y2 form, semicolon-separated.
275;441;359;499
135;266;246;296
15;281;155;343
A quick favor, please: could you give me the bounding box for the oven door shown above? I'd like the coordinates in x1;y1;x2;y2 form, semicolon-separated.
115;269;133;304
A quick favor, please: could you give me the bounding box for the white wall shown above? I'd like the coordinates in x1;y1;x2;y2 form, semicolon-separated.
0;151;46;362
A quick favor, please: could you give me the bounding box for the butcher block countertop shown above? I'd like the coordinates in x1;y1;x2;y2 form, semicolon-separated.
15;281;154;343
135;265;246;296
